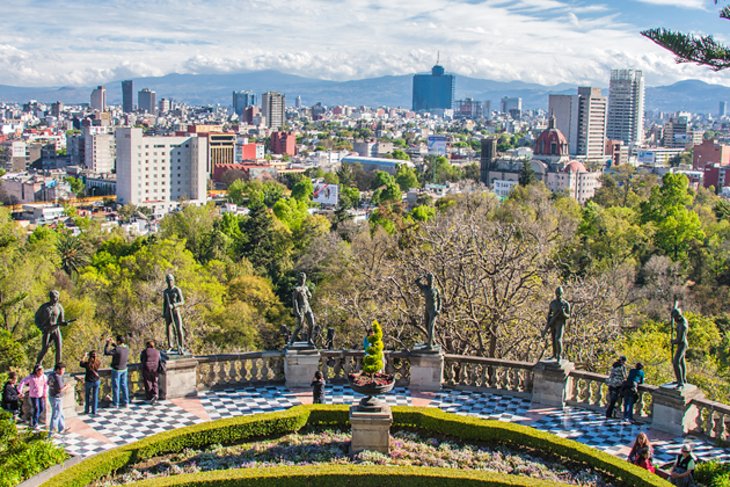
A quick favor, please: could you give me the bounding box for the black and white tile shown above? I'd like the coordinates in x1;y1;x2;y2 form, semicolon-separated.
429;389;532;422
198;385;301;419
54;433;117;458
323;385;412;406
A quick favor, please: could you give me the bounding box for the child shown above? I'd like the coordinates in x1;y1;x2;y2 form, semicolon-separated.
2;372;22;421
311;371;326;404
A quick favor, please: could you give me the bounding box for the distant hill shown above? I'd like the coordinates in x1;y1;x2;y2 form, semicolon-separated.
0;70;727;114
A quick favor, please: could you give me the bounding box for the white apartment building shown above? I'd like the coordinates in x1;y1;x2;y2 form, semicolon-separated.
606;69;645;147
83;126;116;175
549;87;606;164
90;86;106;112
115;128;208;212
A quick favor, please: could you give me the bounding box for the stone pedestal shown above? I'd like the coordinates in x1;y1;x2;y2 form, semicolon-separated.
160;357;199;400
409;351;444;392
284;348;321;388
531;359;574;408
349;404;392;454
651;383;704;436
62;376;78;420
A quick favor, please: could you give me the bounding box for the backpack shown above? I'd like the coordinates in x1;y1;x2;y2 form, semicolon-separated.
606;365;625;387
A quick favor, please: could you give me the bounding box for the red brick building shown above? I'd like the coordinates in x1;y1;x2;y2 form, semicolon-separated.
693;139;730;170
270;131;296;156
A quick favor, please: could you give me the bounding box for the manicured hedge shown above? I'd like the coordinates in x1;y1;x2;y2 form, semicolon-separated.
42;405;672;487
126;465;567;486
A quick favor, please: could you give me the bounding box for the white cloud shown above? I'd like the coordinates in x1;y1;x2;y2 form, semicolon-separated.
634;0;706;9
0;0;725;88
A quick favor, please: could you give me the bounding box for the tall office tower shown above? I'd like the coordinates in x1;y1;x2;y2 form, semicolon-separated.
122;80;134;112
500;97;522;119
479;137;497;185
232;90;256;115
720;101;728;118
115;127;208;210
549;87;607;162
261;91;285;129
483;100;492;120
138;88;157;114
412;64;455;112
606;69;645;147
90;86;106;111
295;96;302;108
50;101;64;118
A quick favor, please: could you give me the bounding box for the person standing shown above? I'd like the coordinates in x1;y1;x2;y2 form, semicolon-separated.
19;365;48;430
80;351;101;415
47;363;70;438
140;340;161;403
104;335;130;408
605;356;628;419
628;432;656;473
311;371;326;404
623;362;645;423
670;444;697;486
2;372;22;421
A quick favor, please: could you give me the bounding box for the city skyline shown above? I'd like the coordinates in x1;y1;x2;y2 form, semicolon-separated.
0;0;728;88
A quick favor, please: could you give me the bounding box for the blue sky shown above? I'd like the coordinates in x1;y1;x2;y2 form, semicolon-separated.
0;0;728;87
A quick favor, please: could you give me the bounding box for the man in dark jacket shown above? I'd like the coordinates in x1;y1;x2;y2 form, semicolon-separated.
140;340;161;403
2;371;21;420
104;335;130;408
605;356;627;419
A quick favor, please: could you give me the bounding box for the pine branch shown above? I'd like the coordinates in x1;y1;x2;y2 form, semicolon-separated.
641;27;730;71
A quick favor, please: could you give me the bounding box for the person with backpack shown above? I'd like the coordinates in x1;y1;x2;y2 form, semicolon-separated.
605;356;628;419
623;362;645;423
670;444;697;486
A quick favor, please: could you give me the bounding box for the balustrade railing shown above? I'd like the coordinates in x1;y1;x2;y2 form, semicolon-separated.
72;364;146;409
566;370;656;421
442;355;533;396
318;350;410;386
197;352;285;390
692;398;730;441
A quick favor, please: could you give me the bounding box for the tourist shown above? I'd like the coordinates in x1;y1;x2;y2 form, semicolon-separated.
622;362;644;423
47;362;70;438
311;370;326;404
2;371;22;421
669;444;697;486
627;432;656;473
19;365;48;430
104;335;130;408
605;356;628;419
140;340;160;404
80;350;101;415
363;328;374;350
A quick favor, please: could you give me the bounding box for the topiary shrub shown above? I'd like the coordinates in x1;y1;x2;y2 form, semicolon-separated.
363;320;384;374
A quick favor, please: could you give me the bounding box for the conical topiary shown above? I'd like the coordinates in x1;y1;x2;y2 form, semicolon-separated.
363;320;384;375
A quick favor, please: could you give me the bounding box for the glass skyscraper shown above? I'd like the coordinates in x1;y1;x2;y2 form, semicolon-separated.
412;64;455;112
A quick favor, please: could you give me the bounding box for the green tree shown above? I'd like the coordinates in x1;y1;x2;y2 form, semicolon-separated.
518;159;536;186
395;164;419;192
64;176;84;197
291;178;314;201
339;186;361;210
227;179;247;206
391;149;411;161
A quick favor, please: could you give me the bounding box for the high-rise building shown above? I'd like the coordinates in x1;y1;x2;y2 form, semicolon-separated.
138;88;157;114
412;64;455;112
549;87;607;162
122;80;134;113
83;126;116;175
115;127;208;210
261;91;285;129
232;90;256;115
606;69;645;147
454;98;484;119
500;97;522;119
295;96;302;108
159;98;170;114
90;86;106;111
720;101;727;118
50;101;64;118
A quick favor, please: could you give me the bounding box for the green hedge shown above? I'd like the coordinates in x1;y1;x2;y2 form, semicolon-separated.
127;465;567;486
42;405;671;487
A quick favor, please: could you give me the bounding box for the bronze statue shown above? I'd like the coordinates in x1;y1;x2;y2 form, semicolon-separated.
415;273;442;350
542;286;570;362
671;306;688;388
163;274;186;354
290;272;317;346
35;290;74;366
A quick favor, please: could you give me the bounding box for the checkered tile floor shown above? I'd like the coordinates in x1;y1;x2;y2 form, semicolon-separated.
430;389;531;422
323;385;412;406
199;385;301;419
49;386;730;465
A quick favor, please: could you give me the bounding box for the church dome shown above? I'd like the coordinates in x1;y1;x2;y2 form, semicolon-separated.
564;160;587;173
534;116;568;158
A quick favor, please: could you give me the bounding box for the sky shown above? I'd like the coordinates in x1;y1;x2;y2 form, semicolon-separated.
1;0;729;87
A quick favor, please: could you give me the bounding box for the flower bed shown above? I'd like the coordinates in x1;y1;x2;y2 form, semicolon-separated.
41;406;671;487
92;430;612;486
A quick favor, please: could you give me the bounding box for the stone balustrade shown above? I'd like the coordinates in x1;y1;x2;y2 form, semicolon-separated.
443;355;533;396
64;349;722;444
692;397;730;441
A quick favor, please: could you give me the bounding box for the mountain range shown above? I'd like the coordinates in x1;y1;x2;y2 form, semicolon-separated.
0;70;727;114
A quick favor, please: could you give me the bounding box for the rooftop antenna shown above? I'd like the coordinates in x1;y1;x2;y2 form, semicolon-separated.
436;50;440;65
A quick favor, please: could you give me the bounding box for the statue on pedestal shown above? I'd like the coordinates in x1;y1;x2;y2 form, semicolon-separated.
671;305;688;388
414;273;441;351
35;290;74;366
163;274;187;354
542;286;570;363
290;272;318;347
